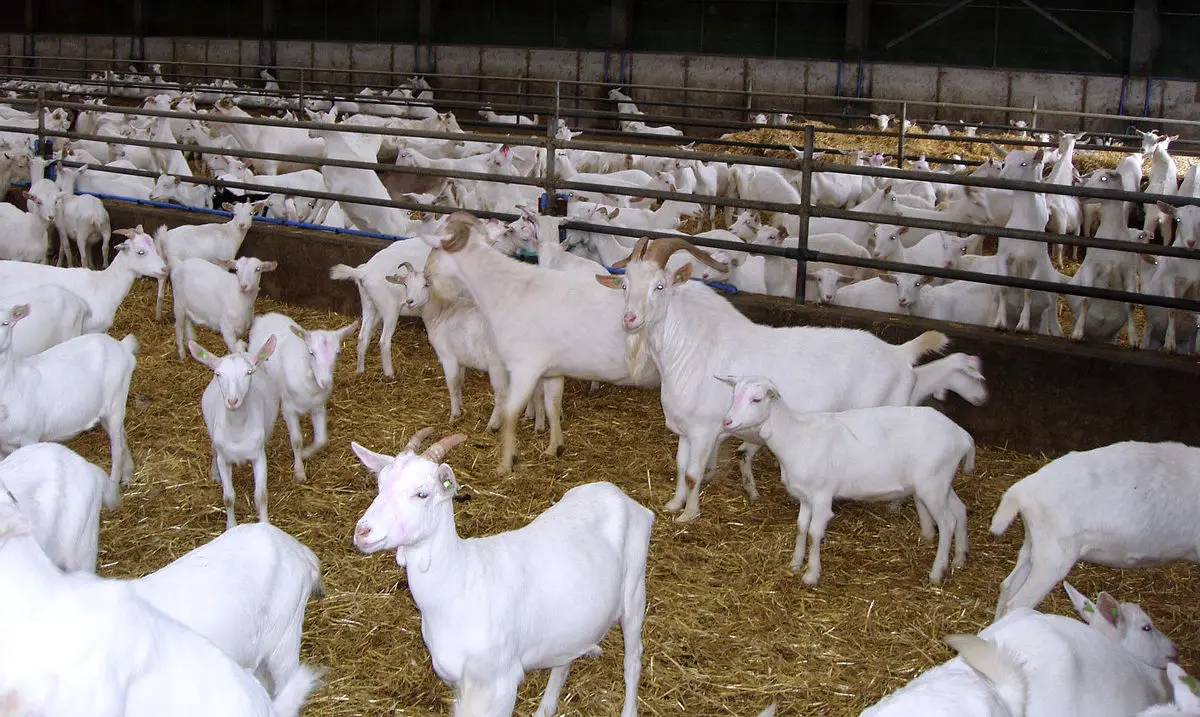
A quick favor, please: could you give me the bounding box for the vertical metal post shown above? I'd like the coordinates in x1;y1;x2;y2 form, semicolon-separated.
542;82;560;213
35;88;45;173
298;70;305;111
793;124;814;304
1031;95;1039;131
897;102;907;169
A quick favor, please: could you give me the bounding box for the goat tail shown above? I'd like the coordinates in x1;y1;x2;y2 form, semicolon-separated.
270;663;324;717
119;334;140;357
329;262;366;284
990;487;1022;536
755;704;778;717
896;330;949;365
962;436;977;475
943;634;1027;717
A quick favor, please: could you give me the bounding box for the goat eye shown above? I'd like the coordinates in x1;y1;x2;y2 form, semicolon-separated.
137;250;146;255
416;491;429;499
750;397;762;403
246;368;254;375
1141;624;1152;632
655;284;664;291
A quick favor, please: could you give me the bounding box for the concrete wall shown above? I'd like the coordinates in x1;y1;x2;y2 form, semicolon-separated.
5;34;1200;137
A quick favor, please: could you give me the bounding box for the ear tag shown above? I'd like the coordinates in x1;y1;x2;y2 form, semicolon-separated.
1109;606;1119;619
1182;676;1200;694
1083;603;1095;614
442;479;453;489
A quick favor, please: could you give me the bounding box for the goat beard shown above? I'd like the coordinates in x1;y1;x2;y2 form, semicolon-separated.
625;330;650;378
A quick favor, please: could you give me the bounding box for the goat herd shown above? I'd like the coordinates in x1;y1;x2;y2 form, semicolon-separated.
0;72;1197;717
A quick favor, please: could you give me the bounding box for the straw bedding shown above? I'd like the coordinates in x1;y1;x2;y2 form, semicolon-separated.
57;277;1199;716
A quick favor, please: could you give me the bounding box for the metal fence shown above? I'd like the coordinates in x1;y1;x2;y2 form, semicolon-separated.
3;77;1200;328
5;52;1200;145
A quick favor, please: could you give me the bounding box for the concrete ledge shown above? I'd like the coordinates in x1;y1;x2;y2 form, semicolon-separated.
86;200;1200;456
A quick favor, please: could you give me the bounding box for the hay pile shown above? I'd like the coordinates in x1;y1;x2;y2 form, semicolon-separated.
705;126;1200;183
69;280;1199;716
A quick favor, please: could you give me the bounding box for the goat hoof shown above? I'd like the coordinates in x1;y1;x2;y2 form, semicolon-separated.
674;508;700;523
801;571;820;586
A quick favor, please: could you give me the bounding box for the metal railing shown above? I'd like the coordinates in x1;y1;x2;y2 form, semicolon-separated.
4;52;1200;147
4;80;1200;330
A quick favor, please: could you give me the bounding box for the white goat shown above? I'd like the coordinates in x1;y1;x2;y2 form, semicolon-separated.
991;150;1057;333
720;375;971;584
0;186;55;263
0;285;91;357
329;236;433;377
248;312;357;483
992;440;1200;617
1067;169;1146;345
0;492;314;717
172;256;277;357
390;262;553;433
0;442;117;573
0;228;166;333
352;429;653;717
150;173;215;209
598;237;949;522
155;200;265;321
422;213;660;473
864;590;1175;717
1044;132;1085;264
0;304;137;487
131;522;324;702
189;336;281;530
1143;134;1180;244
53;166;112;268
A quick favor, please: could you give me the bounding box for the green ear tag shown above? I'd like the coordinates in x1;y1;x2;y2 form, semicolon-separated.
1109;606;1119;619
1182;676;1200;694
442;479;453;489
1083;603;1095;614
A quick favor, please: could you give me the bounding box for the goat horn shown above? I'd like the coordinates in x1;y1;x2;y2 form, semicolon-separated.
422;434;468;464
610;237;650;269
404;427;436;453
643;237;729;272
440;211;478;252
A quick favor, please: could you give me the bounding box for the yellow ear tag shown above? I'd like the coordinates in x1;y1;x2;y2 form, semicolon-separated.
442;479;453;489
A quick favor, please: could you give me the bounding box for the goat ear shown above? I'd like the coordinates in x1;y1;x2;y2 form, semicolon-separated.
1063;581;1098;623
289;324;308;342
188;340;220;370
673;262;693;285
9;304;30;323
253;334;277;367
336;320;359;339
351;441;393;475
219;259;237;271
712;374;739;388
260;261;278;272
1157;201;1177;216
878;274;897;284
436;463;459;496
1096;592;1123;629
595;274;624;290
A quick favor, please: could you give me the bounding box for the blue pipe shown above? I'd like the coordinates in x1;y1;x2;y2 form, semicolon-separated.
835;60;843;98
1118;75;1128;117
1143;77;1152;117
54;189;417;243
856;59;864;98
